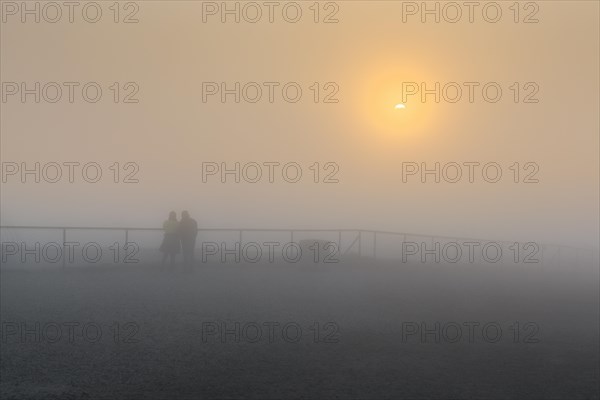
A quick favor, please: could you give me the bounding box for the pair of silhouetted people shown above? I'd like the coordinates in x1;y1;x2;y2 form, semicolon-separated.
160;211;198;268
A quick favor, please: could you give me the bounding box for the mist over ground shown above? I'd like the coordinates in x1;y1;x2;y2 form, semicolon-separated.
1;254;599;399
1;1;599;399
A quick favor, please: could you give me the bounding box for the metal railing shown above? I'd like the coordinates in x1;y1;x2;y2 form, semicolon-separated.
0;225;597;268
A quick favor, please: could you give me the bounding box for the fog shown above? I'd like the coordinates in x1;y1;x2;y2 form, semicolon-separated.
1;1;598;248
1;1;599;399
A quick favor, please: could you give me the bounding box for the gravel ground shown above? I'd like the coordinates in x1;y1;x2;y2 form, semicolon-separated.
1;259;598;399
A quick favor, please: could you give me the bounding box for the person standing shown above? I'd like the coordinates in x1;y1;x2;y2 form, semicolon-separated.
160;211;180;268
179;210;198;268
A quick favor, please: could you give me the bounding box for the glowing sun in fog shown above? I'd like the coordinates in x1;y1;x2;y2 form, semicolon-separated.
395;103;406;109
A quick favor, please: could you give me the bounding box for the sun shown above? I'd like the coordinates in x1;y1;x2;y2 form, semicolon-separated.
351;60;445;139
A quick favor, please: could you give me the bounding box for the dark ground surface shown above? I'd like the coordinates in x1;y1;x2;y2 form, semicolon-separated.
1;259;598;399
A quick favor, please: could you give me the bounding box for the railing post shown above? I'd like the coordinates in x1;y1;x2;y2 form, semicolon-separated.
338;231;342;253
62;228;66;269
239;230;243;247
291;230;294;244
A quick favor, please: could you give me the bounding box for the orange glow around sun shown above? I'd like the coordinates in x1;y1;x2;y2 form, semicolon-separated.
356;63;444;139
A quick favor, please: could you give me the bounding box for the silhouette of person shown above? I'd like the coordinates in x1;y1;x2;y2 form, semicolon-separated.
160;211;180;268
179;210;198;268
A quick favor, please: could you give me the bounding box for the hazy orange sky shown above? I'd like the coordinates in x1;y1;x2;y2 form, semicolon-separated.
1;1;598;248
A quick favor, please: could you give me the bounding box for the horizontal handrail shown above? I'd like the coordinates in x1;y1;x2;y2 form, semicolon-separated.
0;225;596;252
0;226;359;232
